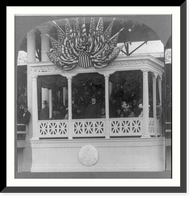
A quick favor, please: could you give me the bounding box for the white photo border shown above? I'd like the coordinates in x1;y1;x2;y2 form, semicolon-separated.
5;5;186;191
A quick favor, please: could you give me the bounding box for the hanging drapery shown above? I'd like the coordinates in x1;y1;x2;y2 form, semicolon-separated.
37;75;68;89
37;71;143;89
109;70;141;84
72;73;104;86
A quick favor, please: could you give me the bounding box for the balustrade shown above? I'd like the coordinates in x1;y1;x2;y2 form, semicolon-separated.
72;119;106;138
38;120;68;138
110;118;142;136
37;117;162;139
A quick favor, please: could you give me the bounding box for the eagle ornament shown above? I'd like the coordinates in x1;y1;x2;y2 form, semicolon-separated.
46;17;124;71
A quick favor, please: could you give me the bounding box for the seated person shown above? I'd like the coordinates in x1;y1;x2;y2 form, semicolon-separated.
52;110;63;119
115;108;122;118
20;107;31;125
74;107;85;119
59;104;67;119
85;97;101;119
156;104;162;119
39;100;49;120
100;108;105;118
17;104;25;123
121;101;135;117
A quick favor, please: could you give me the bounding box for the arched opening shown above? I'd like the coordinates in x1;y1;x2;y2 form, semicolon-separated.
16;16;167;173
16;16;164;114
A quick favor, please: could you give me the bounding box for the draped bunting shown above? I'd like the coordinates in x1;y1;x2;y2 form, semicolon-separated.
72;73;104;86
37;71;142;89
109;71;141;84
38;75;67;89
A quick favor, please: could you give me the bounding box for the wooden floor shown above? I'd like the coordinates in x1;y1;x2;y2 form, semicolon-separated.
15;171;171;179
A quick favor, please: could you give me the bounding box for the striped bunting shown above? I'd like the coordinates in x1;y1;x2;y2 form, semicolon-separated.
78;51;91;68
46;17;123;71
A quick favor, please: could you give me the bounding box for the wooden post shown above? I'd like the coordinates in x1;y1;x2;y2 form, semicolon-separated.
49;89;52;119
141;69;150;138
104;74;110;139
67;75;73;139
152;73;157;136
39;25;50;62
31;74;39;140
27;29;36;140
158;75;162;105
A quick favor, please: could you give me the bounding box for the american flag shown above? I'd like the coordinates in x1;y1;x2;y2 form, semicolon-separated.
47;17;123;71
103;18;115;42
78;50;91;68
52;21;66;45
73;18;80;38
95;17;104;46
89;17;96;37
46;34;63;53
79;17;87;41
64;19;73;40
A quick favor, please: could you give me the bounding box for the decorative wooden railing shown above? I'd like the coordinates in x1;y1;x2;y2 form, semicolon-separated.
109;118;142;136
38;118;162;139
39;120;68;138
72;119;106;138
148;118;161;136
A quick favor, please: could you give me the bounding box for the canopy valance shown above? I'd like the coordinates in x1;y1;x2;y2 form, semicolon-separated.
38;75;67;89
109;70;141;84
73;73;104;86
37;71;142;89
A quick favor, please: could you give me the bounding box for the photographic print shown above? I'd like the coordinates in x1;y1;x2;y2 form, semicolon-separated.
4;4;186;193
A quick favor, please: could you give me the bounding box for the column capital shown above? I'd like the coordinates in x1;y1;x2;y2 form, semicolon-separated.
141;69;149;74
152;72;158;79
104;74;110;79
158;74;163;80
141;68;150;73
97;72;110;78
31;74;38;79
62;73;76;80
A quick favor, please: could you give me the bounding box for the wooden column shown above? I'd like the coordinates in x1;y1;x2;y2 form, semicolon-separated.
152;73;157;136
104;74;110;139
158;75;162;105
49;90;52;119
67;75;73;139
39;26;51;115
27;29;36;140
39;26;50;62
141;69;150;138
31;74;39;140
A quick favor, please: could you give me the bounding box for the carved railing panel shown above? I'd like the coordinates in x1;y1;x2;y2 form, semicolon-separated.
148;118;162;136
109;118;142;136
72;119;105;137
148;118;155;135
37;118;161;138
156;119;162;136
38;120;68;138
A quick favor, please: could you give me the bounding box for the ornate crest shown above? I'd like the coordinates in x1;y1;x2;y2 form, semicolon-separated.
46;17;124;71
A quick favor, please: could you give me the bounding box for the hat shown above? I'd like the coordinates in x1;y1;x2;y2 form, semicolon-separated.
43;100;48;104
